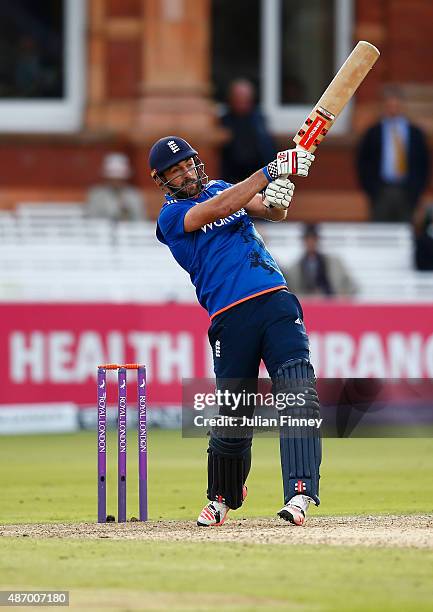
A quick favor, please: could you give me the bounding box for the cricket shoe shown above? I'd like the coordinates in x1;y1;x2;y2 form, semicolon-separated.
277;494;314;526
197;486;247;527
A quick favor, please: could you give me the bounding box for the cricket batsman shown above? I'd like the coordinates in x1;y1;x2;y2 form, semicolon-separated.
150;136;321;527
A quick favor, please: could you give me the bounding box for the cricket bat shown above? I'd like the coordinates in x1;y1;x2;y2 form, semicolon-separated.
293;41;380;152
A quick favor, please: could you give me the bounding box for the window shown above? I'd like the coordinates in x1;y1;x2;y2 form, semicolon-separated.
262;0;353;134
211;0;261;104
279;0;335;105
0;1;64;99
0;0;85;132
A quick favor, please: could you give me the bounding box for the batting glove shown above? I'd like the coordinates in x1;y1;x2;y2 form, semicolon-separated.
263;148;315;181
264;178;295;210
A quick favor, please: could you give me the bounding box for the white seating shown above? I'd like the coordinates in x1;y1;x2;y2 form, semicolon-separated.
114;221;156;247
15;203;84;219
0;211;431;303
265;222;433;302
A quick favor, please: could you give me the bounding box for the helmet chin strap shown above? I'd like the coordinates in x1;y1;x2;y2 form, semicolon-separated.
157;156;208;200
168;179;202;200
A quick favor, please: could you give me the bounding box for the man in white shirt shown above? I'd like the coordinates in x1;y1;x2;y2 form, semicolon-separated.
86;153;146;221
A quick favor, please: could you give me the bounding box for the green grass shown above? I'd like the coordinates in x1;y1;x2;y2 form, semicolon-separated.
1;539;433;612
0;431;432;522
1;431;433;611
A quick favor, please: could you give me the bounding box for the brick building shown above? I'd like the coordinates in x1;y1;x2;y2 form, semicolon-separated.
0;0;432;220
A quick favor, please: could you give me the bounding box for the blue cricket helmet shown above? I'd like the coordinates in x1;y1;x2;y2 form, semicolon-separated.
149;135;208;199
149;136;198;177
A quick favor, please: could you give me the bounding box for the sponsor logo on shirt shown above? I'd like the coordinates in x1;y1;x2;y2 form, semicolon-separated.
200;208;247;233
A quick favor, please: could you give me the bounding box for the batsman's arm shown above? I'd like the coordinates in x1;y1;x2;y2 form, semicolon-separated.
244;195;287;222
184;148;311;232
184;170;268;232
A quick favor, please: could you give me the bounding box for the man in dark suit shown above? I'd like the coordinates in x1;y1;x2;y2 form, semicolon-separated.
414;202;433;271
356;86;430;222
221;79;276;184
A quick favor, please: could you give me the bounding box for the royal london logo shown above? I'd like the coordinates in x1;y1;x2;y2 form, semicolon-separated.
167;140;180;153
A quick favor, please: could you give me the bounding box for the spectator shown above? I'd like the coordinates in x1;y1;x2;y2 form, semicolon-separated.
221;79;276;184
413;202;433;271
86;153;145;221
282;224;356;298
356;85;430;222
